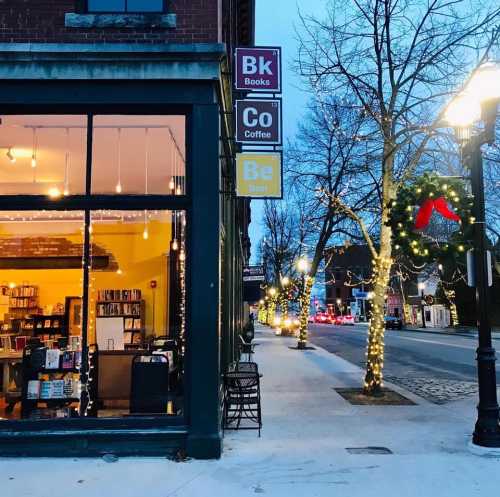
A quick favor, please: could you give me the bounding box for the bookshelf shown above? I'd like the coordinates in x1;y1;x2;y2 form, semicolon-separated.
96;289;145;349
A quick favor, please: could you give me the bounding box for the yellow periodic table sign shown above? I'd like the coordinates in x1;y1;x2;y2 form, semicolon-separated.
236;152;282;198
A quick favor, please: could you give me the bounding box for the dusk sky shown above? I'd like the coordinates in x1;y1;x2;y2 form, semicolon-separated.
249;0;327;262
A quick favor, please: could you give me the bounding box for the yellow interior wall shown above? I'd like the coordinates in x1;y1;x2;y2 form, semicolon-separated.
88;220;172;343
0;218;172;342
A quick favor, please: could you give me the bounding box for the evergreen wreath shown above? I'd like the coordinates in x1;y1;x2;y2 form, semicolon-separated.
389;173;474;265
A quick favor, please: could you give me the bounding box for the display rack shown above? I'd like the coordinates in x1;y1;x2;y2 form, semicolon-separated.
20;344;81;419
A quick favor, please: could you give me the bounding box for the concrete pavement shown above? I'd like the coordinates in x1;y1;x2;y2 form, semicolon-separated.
2;323;500;497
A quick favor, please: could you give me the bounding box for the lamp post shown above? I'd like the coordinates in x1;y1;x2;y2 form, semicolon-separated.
418;282;426;329
336;298;342;317
445;62;500;447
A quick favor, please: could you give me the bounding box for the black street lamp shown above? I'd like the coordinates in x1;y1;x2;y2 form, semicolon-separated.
418;282;427;329
446;62;500;447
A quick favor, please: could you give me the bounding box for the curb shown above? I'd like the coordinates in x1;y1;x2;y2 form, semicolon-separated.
467;441;500;458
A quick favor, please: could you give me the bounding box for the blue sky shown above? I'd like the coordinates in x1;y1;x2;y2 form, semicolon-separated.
248;0;327;262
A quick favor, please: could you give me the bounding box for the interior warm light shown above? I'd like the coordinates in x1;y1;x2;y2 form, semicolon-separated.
48;187;62;199
169;178;175;190
115;183;122;193
63;187;70;196
445;93;481;127
143;228;149;240
172;239;179;251
31;156;37;168
6;148;16;163
116;268;123;275
176;187;182;195
8;282;16;289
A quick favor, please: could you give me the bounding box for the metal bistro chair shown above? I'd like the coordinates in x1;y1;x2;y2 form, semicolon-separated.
223;369;262;436
239;334;257;362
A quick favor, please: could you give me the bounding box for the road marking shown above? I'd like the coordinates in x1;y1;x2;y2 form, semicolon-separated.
391;335;476;350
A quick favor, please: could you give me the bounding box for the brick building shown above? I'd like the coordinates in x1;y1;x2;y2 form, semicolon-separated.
0;0;255;458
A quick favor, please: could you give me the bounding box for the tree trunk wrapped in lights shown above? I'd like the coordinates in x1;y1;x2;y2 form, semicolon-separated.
267;297;277;326
298;276;314;349
279;289;289;322
364;255;392;395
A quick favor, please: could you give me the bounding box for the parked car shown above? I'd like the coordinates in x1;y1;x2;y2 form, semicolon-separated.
314;312;333;324
385;316;403;330
341;315;355;326
333;315;343;325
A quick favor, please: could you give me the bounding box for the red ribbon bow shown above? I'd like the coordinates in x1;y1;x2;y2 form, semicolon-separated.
414;196;461;230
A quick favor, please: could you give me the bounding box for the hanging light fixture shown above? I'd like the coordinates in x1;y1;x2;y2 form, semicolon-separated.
142;129;150;240
169;132;175;192
63;128;70;196
6;147;16;164
31;128;37;168
115;128;122;193
143;210;149;240
175;151;182;195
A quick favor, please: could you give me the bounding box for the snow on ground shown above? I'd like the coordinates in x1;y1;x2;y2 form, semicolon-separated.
1;325;499;497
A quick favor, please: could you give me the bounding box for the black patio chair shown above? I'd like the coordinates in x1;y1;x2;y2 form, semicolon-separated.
223;370;262;436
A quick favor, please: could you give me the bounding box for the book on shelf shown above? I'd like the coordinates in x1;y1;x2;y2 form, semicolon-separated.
45;349;60;369
133;318;142;330
124;318;134;330
27;380;41;399
30;347;47;370
97;289;141;302
62;351;75;369
97;302;141;317
123;331;132;344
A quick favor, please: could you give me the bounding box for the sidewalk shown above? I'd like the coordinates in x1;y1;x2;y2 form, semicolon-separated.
402;325;500;339
2;324;500;497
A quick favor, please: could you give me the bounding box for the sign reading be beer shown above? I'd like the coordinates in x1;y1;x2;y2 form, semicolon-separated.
235;99;282;145
235;47;282;92
236;152;282;199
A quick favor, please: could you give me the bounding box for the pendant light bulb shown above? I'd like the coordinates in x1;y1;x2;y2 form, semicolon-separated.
143;228;149;240
169;178;175;191
172;239;178;251
6;148;16;164
115;183;122;193
31;155;37;168
176;186;182;195
63;187;70;196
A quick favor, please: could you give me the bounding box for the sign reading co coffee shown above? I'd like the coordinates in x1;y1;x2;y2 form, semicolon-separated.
235;47;282;92
236;152;282;199
235;99;282;145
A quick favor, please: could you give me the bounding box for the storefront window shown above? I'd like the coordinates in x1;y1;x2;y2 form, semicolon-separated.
86;209;186;417
0;211;84;420
91;116;186;195
0;113;188;423
0;116;87;196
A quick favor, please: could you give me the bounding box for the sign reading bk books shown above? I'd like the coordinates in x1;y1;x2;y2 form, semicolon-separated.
235;47;282;93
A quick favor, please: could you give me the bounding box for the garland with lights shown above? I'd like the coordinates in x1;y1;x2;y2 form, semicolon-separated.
389;174;473;266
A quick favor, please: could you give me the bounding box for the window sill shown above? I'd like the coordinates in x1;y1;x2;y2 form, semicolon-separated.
65;13;177;29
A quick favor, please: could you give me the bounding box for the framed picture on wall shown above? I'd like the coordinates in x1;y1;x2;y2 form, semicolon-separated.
65;296;82;336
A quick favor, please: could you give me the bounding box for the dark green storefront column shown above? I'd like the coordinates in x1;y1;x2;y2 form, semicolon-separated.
186;103;222;458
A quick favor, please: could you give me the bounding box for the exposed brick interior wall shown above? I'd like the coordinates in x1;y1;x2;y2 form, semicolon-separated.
0;0;219;44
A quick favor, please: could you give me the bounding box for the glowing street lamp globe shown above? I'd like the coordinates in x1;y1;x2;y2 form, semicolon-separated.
297;258;310;273
281;276;290;286
268;287;277;297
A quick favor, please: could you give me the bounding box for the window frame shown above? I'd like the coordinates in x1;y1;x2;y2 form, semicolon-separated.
0;108;190;429
85;0;168;14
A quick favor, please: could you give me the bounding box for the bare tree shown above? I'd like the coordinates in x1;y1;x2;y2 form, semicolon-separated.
297;0;499;393
286;97;380;347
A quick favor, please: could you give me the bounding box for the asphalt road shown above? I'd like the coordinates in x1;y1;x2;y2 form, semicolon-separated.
307;323;500;384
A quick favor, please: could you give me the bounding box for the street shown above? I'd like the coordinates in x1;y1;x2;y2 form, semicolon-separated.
308;323;500;403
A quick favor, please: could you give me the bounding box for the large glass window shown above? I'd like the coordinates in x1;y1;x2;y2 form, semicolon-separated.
0;116;87;196
87;209;186;417
91;115;185;195
0;112;188;423
0;211;84;420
